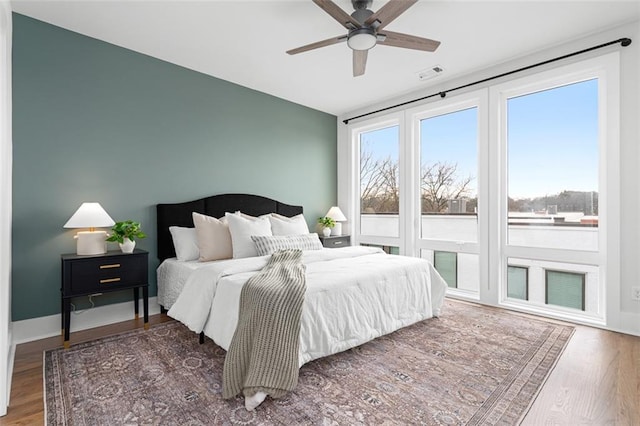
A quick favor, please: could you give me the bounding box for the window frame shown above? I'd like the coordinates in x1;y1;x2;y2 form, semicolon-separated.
491;52;619;325
342;52;620;327
407;90;489;300
349;112;405;252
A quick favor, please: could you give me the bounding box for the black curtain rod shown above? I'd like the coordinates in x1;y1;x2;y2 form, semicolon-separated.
343;37;632;125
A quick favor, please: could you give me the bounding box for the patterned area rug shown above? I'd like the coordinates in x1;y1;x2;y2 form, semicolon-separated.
44;300;574;425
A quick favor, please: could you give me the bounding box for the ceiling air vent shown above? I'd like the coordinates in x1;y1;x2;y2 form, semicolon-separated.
418;65;444;81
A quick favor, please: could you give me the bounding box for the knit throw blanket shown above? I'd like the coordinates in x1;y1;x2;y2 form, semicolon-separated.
222;249;306;400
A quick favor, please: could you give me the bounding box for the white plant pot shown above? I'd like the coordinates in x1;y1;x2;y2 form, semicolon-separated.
119;238;136;253
322;227;332;237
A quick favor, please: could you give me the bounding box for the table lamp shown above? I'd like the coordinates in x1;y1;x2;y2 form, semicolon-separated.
63;202;115;255
325;206;347;236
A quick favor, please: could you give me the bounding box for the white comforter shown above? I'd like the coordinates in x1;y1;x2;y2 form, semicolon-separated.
168;246;447;366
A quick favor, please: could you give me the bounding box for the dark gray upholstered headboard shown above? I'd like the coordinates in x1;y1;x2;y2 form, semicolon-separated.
156;193;303;260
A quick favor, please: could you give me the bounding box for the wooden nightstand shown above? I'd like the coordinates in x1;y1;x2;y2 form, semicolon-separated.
60;249;149;348
319;235;351;248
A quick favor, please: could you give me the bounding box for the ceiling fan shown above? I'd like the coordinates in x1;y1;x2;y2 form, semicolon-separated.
287;0;441;77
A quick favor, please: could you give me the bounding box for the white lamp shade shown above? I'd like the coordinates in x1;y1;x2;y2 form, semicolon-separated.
325;206;347;236
64;203;115;229
325;206;347;222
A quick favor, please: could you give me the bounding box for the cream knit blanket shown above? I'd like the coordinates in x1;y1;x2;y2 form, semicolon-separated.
222;249;306;400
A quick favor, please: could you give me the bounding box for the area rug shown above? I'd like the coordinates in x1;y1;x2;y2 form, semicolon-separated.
44;300;574;425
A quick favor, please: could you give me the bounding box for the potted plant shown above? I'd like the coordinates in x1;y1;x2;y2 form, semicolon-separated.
317;216;336;237
106;220;146;253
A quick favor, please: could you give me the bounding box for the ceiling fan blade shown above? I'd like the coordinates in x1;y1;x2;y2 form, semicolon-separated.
353;49;368;77
312;0;361;29
378;30;441;52
287;35;347;55
364;0;418;30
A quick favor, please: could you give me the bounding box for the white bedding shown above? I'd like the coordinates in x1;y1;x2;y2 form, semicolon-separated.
156;258;205;309
165;246;448;367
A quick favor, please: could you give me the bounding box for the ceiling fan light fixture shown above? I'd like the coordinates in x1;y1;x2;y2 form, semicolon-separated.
347;28;377;51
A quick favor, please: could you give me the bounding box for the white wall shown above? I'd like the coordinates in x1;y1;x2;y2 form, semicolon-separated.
0;0;12;417
338;21;640;336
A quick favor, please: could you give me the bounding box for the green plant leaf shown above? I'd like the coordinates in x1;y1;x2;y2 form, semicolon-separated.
107;220;147;243
317;216;335;228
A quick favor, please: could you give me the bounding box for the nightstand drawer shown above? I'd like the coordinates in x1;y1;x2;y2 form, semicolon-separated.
61;249;150;347
319;235;350;248
68;254;147;294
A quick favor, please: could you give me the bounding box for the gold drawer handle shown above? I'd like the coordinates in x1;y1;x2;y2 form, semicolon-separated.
100;278;121;284
100;264;121;269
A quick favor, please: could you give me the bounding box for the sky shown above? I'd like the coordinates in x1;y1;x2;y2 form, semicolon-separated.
421;107;478;195
507;79;598;199
360;78;599;200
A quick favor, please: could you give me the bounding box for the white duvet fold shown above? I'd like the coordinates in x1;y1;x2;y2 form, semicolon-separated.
168;246;447;366
167;256;266;333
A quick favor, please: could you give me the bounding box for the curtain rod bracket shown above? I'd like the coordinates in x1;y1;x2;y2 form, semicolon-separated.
342;36;632;125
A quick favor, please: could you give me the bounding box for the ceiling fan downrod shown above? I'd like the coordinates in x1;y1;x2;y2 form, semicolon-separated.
352;0;373;10
351;0;374;26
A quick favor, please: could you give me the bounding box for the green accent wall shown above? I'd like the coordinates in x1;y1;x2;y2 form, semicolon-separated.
11;14;337;321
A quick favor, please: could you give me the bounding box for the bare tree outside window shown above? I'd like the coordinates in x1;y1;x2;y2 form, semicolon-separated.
421;161;474;213
360;142;475;215
360;142;399;214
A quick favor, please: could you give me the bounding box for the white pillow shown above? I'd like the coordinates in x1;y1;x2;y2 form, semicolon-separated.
192;212;233;261
269;213;309;236
251;233;323;256
169;226;199;261
225;212;273;258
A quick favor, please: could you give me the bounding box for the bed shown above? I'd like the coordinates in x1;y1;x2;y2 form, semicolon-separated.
156;193;447;371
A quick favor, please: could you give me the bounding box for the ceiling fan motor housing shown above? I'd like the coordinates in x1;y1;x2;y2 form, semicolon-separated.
352;0;373;10
351;8;374;25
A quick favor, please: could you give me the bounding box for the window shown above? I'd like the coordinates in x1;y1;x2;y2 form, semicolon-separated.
359;125;400;238
507;79;599;251
351;114;405;253
495;55;615;323
420;107;478;242
545;270;586;311
507;265;528;300
344;53;619;326
434;251;457;288
411;94;486;298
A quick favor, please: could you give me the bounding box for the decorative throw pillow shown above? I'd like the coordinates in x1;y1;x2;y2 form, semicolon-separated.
225;212;273;258
192;212;233;262
251;233;323;256
169;226;199;261
269;213;309;236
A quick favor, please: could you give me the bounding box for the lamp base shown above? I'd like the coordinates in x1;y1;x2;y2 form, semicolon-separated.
75;231;108;255
330;222;342;236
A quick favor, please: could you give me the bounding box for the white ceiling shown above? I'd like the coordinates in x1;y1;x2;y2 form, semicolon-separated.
10;0;640;115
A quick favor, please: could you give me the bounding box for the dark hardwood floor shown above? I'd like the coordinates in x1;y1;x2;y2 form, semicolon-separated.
0;308;638;425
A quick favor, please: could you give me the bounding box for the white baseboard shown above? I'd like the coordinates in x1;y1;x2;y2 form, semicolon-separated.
12;297;161;345
448;295;640;337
